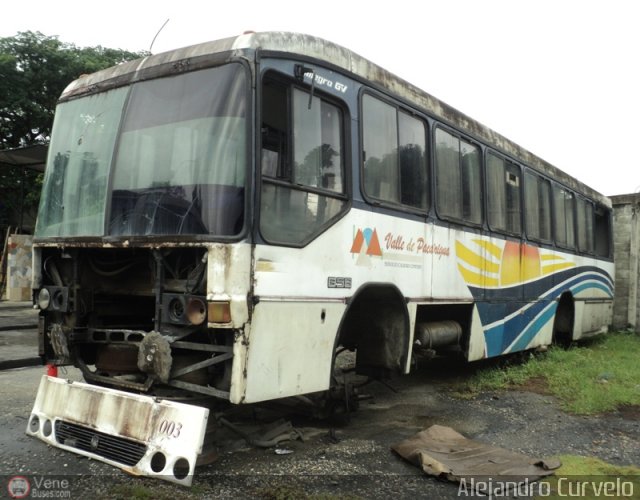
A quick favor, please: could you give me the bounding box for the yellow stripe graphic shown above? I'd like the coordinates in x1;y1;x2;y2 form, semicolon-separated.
456;241;500;273
541;254;566;261
542;262;575;274
472;239;503;260
457;264;500;287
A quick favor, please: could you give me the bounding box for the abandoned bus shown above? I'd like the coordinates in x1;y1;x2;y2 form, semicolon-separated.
27;32;614;484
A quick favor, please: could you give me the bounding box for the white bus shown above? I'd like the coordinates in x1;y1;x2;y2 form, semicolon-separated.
27;32;613;485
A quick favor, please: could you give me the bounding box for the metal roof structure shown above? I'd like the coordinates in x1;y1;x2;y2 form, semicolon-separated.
0;144;48;172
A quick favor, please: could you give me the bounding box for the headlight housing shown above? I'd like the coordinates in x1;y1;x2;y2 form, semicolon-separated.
37;288;51;310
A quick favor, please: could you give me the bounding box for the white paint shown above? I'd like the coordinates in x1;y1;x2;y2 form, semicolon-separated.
206;243;252;328
241;302;345;403
27;375;209;486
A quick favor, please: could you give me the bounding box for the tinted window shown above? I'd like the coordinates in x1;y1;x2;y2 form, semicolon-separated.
109;64;247;236
435;128;481;223
362;94;427;209
363;96;398;202
524;171;552;241
399;111;428;208
576;197;594;253
553;185;575;248
260;75;347;245
486;152;521;234
293;89;344;193
594;205;611;258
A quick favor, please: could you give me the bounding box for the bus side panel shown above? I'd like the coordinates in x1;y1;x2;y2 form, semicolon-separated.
241;302;346;403
432;224;477;301
453;235;614;358
574;299;613;339
571;257;614;340
466;305;487;361
405;302;418;373
254;211;434;300
250;210;438;398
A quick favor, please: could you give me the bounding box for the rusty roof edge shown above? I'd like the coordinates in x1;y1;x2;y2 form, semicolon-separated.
59;31;610;207
60;35;243;99
248;32;610;206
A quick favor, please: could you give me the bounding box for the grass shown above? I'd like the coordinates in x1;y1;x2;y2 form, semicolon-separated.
108;484;158;499
536;455;640;499
456;331;640;414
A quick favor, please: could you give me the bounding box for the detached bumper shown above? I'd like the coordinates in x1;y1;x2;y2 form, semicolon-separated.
26;375;209;486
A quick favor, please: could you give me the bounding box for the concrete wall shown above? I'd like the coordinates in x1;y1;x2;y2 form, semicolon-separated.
6;234;33;301
611;193;640;330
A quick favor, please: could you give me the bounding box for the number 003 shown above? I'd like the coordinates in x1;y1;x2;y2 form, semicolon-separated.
158;419;183;438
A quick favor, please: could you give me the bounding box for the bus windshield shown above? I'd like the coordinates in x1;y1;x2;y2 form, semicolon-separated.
35;63;247;238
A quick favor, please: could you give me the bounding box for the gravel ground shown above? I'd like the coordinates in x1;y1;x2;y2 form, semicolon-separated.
1;358;638;499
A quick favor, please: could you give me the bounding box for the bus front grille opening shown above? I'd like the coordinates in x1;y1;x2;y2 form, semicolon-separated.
54;420;147;466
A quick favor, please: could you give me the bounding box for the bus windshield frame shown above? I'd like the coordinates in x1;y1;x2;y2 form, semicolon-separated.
35;61;250;241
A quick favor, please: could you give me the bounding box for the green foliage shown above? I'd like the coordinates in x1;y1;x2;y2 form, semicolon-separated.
457;332;640;414
0;31;146;148
0;31;147;227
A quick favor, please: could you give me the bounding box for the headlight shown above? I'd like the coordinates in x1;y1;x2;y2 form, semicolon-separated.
186;297;207;325
162;293;208;325
168;297;185;323
37;288;51;310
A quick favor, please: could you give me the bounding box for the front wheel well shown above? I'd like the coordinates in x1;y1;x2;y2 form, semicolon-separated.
335;284;409;378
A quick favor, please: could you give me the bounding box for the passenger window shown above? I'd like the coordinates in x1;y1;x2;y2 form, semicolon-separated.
435;128;481;224
594;205;611;258
553;185;575;248
399;111;428;208
576;197;594;253
260;74;347;245
362;94;428;210
486;152;521;234
524;171;552;242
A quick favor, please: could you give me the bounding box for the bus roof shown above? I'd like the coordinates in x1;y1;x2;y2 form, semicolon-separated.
60;31;609;207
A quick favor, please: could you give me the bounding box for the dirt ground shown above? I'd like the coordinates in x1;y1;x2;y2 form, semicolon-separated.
1;357;638;499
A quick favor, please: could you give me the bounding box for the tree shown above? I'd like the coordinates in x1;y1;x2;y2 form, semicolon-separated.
0;31;147;229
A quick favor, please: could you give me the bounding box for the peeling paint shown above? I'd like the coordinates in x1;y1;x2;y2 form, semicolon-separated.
27;376;209;486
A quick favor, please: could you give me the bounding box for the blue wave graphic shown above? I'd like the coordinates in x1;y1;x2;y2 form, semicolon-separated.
469;266;613;357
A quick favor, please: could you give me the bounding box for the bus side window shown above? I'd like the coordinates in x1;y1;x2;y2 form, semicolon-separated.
553;185;575;249
576;197;594;254
524;171;552;242
261;80;289;179
434;127;481;224
486;151;521;235
259;73;348;245
594;205;611;257
362;94;428;210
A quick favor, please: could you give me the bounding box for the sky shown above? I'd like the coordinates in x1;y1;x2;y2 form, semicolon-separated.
2;0;639;197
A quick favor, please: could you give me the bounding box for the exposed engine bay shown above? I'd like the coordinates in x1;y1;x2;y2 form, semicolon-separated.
34;246;234;400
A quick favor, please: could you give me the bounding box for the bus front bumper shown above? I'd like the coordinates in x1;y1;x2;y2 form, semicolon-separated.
26;375;209;486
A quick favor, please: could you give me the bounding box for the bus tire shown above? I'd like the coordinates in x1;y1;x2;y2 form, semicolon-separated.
333;284;410;379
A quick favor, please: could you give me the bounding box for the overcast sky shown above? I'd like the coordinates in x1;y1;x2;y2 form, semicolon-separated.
2;0;638;196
